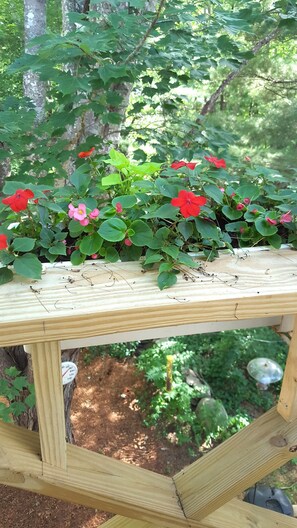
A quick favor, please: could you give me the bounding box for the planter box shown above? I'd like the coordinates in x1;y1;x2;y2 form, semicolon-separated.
0;246;296;349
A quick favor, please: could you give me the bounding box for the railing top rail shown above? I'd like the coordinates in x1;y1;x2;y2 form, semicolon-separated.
1;248;297;346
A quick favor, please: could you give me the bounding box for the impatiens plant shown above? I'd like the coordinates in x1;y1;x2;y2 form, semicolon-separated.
0;149;296;289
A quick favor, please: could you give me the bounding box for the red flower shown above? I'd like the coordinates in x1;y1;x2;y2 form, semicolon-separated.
243;198;250;205
266;217;277;225
171;161;197;170
78;147;95;159
0;234;8;250
2;189;34;213
236;203;245;211
205;156;226;169
124;238;132;246
171;190;207;218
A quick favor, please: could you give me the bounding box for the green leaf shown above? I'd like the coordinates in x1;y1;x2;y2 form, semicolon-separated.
111;195;137;209
98;64;129;84
13;254;42;280
162;245;179;259
101;173;122;187
105;246;120;262
177;253;199;268
130;220;153;246
225;221;247;232
13;376;28;390
144;253;164;265
143;203;178;219
69;219;85;237
255;218;278;237
222;206;243;220
70;164;91;192
155;178;180;198
130;162;162;176
99;218;127;242
177;221;194;241
104;149;130;170
194;218;220;240
25;392;36;408
0;252;15;265
236;184;260;201
49;242;67;256
0;267;13;285
267;233;282;249
79;233;103;255
70;250;86;265
157;271;177;290
204;184;224;204
12;238;35;252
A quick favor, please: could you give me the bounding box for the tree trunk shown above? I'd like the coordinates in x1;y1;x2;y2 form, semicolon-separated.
199;29;279;117
0;345;79;442
23;0;47;122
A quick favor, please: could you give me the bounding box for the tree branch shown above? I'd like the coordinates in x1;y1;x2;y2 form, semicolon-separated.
199;29;279;117
124;0;166;64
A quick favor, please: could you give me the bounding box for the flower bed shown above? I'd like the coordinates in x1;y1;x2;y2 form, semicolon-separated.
0;149;296;289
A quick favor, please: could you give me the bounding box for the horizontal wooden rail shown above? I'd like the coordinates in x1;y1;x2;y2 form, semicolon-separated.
101;498;297;528
1;249;297;347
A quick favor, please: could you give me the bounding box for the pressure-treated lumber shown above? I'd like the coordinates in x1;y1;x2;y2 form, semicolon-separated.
173;406;297;521
278;315;297;421
101;498;297;528
1;248;297;347
0;421;185;528
29;341;66;469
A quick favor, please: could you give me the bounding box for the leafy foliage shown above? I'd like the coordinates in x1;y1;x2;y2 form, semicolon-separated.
0;366;35;423
0;150;296;289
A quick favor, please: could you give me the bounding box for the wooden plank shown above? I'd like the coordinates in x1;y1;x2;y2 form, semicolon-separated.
0;421;185;528
29;341;67;469
278;315;297;421
60;316;282;350
0;249;297;347
173;406;297;521
100;499;297;528
1;414;297;528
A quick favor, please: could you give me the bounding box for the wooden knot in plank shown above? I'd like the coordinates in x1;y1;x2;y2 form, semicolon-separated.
269;435;288;447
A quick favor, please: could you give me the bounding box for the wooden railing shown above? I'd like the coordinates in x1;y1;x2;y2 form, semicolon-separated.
1;247;297;528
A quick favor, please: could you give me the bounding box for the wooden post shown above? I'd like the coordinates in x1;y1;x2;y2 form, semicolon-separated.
278;315;297;421
29;341;67;469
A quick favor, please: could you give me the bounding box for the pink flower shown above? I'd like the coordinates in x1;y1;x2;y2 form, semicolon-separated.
73;203;87;221
91;254;98;259
124;238;132;246
239;228;245;234
266;217;277;225
251;208;258;214
230;192;236;198
115;202;123;213
205;156;226;169
280;212;293;224
80;218;89;226
244;156;251;162
68;204;76;219
219;187;225;193
89;208;100;219
236;203;245;211
243;198;250;205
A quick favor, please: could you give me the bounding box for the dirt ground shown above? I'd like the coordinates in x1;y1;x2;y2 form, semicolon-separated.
0;353;197;528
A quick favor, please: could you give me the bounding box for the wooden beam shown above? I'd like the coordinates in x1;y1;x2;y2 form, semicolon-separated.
29;341;66;469
1;249;297;347
278;315;297;421
100;499;297;528
173;406;297;521
0;421;185;528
